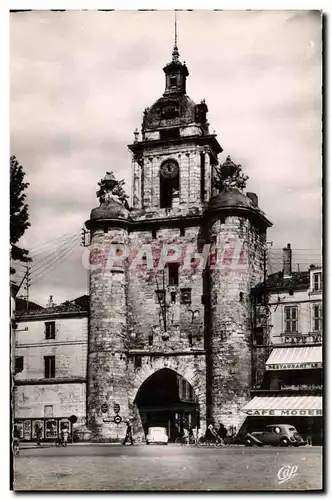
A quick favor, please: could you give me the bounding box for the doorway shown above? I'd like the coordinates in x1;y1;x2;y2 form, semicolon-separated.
134;368;199;441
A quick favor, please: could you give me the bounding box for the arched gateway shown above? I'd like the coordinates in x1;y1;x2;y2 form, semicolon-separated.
134;368;199;441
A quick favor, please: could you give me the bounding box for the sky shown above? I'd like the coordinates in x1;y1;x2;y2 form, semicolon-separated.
10;10;322;306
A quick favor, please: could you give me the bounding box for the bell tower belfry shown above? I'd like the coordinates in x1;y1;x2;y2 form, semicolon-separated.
128;32;223;215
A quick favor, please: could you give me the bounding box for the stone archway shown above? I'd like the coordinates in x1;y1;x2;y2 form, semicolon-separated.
132;368;200;442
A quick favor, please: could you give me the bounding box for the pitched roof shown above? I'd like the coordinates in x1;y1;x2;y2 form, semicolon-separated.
16;295;89;320
253;271;310;294
16;298;44;312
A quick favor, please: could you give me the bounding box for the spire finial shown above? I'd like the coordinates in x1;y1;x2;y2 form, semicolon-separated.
172;11;179;61
175;11;177;46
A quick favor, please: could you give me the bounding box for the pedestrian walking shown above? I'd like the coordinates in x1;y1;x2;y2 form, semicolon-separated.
217;423;227;441
62;427;69;446
123;421;134;445
35;424;42;446
183;427;189;445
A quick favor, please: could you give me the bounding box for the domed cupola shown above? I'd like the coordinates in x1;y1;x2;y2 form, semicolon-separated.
139;20;211;135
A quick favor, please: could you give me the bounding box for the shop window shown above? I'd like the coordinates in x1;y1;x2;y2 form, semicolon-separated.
44;405;53;418
44;356;55;378
313;272;322;292
313;304;322;332
60;420;70;433
168;263;179;286
45;321;56;340
32;420;44;439
14;422;23;439
45;420;57;439
15;356;24;374
284;306;298;333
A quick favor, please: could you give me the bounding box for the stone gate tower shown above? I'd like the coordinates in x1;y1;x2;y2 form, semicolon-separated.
86;37;272;441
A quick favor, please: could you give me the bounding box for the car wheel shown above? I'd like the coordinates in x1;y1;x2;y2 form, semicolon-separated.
280;437;290;447
244;438;253;447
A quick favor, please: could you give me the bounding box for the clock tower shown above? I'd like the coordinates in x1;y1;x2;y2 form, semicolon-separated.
86;31;271;442
128;38;223;214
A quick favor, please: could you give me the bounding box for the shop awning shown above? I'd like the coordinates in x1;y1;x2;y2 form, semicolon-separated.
265;346;322;370
242;396;322;417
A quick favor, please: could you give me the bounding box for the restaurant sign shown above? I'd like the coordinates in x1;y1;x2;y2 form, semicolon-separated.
268;362;322;370
244;409;322;417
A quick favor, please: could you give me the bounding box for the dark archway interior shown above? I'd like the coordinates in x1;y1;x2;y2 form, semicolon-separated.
160;173;179;208
134;368;199;441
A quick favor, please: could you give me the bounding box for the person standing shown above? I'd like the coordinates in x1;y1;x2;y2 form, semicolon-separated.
183;427;189;445
123;421;134;445
62;427;69;446
35;424;42;446
217;423;227;441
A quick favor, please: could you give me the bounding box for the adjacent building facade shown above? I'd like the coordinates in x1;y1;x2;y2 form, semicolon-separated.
247;244;323;444
13;296;89;441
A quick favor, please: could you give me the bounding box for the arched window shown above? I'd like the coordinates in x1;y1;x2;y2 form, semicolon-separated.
160;160;180;209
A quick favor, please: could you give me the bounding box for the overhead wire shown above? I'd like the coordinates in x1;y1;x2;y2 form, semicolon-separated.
29;234;80;276
29;237;81;286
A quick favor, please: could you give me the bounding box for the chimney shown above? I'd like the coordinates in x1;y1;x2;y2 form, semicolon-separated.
283;243;292;278
246;192;258;207
47;295;55;308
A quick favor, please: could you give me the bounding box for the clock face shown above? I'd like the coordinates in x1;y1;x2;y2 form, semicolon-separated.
160;160;179;179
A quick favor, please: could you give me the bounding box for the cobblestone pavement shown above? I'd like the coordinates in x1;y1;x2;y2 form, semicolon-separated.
13;444;322;491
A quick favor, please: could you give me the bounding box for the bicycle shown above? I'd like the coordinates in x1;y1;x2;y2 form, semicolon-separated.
197;436;225;448
175;435;198;446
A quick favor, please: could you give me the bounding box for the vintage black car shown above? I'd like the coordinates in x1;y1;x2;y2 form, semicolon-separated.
245;424;306;447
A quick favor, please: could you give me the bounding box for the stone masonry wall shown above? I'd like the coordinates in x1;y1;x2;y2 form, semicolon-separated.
137;141;204;211
15;383;86;419
208;215;266;431
127;225;205;351
87;226;129;441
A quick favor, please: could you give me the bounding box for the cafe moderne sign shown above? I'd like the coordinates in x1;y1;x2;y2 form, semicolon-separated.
244;409;322;416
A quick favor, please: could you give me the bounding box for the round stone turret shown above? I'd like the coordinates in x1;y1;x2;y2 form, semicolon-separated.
205;158;272;431
86;172;130;441
90;200;130;222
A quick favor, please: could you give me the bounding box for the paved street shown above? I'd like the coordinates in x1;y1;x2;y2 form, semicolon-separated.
13;444;322;491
